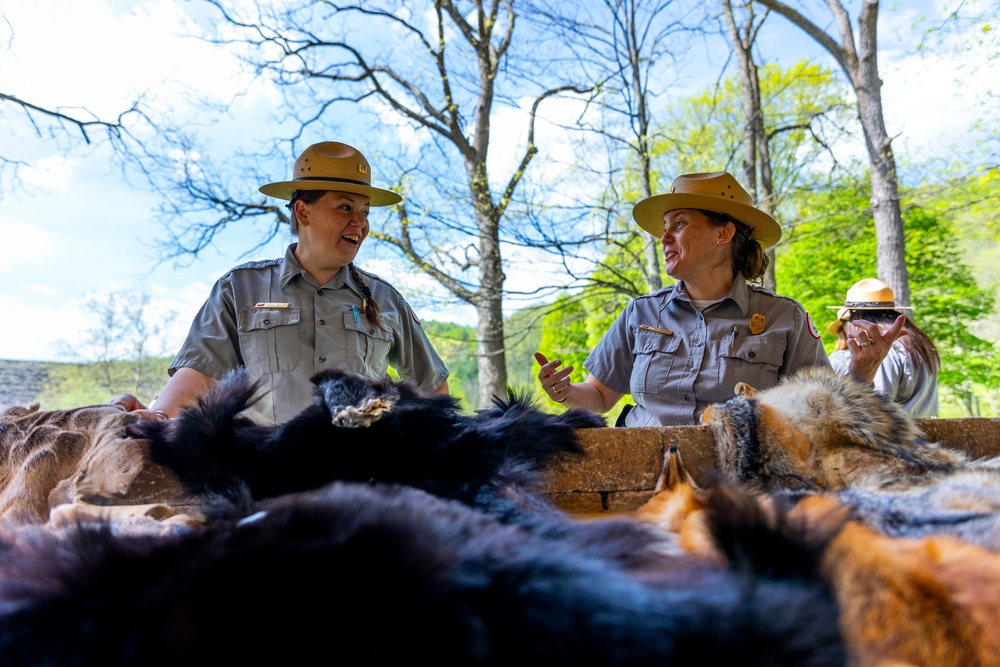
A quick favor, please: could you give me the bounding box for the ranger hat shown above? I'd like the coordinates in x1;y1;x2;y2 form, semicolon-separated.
632;172;782;249
259;141;402;206
826;278;913;333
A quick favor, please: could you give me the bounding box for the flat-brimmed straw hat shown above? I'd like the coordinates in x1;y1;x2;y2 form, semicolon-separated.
259;141;402;206
826;278;912;333
632;172;782;249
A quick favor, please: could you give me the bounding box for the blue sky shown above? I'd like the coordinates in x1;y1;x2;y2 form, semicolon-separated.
0;0;996;362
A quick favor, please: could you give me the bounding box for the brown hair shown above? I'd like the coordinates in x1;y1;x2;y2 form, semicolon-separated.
288;190;387;332
850;310;940;372
833;326;849;352
700;210;770;283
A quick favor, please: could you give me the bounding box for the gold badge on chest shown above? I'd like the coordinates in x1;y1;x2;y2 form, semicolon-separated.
749;313;767;335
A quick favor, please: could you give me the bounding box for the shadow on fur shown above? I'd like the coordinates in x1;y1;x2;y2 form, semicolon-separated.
0;481;846;666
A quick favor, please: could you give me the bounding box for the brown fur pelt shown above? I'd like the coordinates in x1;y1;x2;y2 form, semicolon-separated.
701;365;1000;548
0;403;205;533
635;448;1000;667
701;365;979;494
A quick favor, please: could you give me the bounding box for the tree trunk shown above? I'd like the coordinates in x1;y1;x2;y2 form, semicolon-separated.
855;3;910;306
724;0;778;290
755;0;911;305
475;206;508;406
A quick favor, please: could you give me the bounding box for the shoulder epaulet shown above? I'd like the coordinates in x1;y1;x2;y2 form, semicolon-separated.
634;284;678;303
225;257;283;276
353;265;409;303
747;283;779;297
748;283;806;307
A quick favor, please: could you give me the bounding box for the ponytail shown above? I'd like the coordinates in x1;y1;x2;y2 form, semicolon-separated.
348;263;387;332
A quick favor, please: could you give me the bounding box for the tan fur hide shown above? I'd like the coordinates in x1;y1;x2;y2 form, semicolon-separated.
0;403;205;533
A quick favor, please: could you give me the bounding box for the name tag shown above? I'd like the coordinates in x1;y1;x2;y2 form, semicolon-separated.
255;302;290;309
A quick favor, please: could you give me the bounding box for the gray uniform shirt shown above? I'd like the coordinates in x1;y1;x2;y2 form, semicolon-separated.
830;344;938;418
585;276;830;427
170;244;449;425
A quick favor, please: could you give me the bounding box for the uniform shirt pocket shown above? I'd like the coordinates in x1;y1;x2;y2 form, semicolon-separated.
718;334;785;393
344;312;394;379
630;328;682;395
237;307;301;374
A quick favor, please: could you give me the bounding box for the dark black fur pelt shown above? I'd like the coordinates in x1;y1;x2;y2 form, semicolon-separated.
128;369;604;512
0;482;845;666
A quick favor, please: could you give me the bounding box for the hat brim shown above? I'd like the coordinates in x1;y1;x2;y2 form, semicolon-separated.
824;305;914;310
259;180;402;207
632;193;782;249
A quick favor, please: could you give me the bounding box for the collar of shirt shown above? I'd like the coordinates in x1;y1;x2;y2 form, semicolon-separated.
278;244;364;300
664;273;751;315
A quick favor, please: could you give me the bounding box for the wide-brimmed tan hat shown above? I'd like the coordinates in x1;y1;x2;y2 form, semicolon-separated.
631;172;782;249
826;278;912;333
827;306;850;334
259;141;402;206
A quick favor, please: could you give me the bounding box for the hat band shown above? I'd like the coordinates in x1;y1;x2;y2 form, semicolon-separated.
845;300;895;308
295;176;372;188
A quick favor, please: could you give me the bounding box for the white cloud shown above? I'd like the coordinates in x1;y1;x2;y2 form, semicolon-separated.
27;283;59;296
20;156;79;191
0;293;79;361
1;0;252;116
0;221;54;272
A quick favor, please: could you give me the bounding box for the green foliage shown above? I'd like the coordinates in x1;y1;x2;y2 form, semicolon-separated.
534;290;635;419
656;61;856;213
504;306;545;398
422;320;478;411
776;176;1000;415
35;358;173;409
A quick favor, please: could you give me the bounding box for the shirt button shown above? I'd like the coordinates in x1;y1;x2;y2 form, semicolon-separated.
683;394;691;401
368;328;375;334
319;356;327;363
748;351;756;358
263;319;270;325
317;289;324;296
319;319;326;325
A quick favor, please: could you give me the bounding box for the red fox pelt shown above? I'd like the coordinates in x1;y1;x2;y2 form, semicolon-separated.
636;447;1000;667
699;365;1000;550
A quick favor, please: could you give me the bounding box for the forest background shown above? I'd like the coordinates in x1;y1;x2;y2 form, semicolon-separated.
2;0;998;421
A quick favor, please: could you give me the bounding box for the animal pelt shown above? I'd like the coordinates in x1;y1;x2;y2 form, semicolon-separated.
635;448;1000;667
701;365;978;494
0;481;846;667
129;369;605;521
0;403;204;532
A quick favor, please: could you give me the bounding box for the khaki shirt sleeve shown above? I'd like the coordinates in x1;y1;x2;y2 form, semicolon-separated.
169;276;242;380
780;305;832;377
387;298;449;393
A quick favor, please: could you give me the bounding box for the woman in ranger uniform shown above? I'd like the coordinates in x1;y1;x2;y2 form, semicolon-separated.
535;172;901;427
113;141;449;425
827;278;940;418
